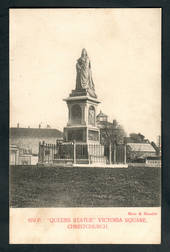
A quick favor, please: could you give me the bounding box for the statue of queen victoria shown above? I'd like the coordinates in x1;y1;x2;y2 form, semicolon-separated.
76;49;97;98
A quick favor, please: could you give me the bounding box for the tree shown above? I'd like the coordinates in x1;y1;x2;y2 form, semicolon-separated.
100;120;126;145
129;133;149;143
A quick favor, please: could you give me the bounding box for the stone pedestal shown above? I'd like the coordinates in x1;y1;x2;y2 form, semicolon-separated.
63;89;107;164
63;91;101;144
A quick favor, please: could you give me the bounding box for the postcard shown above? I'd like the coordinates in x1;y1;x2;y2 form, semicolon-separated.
9;8;161;244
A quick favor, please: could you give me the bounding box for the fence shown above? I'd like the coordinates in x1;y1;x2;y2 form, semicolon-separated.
38;141;126;165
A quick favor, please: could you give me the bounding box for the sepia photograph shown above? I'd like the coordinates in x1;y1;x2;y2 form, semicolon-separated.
9;8;161;243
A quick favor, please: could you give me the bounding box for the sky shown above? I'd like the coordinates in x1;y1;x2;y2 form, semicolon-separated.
10;8;161;143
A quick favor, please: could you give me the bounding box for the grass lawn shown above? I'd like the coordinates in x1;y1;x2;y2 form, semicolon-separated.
10;165;161;208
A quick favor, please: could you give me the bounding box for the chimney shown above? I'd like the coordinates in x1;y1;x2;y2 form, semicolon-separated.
17;123;19;128
39;124;41;129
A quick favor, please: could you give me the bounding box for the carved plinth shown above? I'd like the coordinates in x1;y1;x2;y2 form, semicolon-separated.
70;89;88;97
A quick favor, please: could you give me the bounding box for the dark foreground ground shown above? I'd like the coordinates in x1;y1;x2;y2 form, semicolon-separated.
10;165;161;207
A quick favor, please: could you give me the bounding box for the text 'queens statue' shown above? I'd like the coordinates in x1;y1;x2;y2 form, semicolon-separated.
76;49;97;98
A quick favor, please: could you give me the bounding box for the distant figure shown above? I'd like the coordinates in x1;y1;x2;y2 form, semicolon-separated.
76;48;97;98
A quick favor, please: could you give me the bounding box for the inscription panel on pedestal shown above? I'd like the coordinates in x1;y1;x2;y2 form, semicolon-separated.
68;129;85;142
88;130;99;141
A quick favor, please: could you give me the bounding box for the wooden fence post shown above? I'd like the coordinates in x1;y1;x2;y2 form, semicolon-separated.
113;143;116;164
47;144;49;163
38;141;41;163
42;141;45;163
124;144;127;164
73;140;76;164
109;143;112;164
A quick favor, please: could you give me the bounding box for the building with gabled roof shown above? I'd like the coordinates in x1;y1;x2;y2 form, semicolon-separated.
127;142;157;160
10;127;63;155
127;143;155;152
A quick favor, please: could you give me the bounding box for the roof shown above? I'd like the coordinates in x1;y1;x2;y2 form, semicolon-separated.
96;110;108;118
127;143;156;152
10;127;63;138
146;156;161;160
